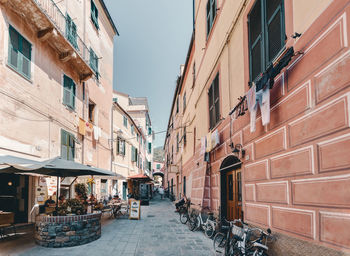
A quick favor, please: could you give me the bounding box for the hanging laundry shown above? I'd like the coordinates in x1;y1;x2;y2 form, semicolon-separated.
200;137;206;155
256;47;295;91
246;82;256;112
206;133;212;152
250;87;270;133
78;118;86;136
93;126;99;140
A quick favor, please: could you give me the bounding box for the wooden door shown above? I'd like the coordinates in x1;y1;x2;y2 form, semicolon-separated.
226;170;235;220
226;169;242;220
236;170;242;220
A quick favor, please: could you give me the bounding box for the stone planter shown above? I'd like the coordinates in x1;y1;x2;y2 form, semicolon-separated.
34;213;101;247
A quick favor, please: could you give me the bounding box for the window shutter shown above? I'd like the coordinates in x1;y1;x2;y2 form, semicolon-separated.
248;0;263;81
116;138;120;154
8;27;19;69
122;141;125;155
71;80;76;109
71;22;77;49
131;146;135;162
266;0;284;63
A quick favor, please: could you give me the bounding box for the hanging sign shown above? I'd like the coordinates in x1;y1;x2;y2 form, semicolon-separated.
129;199;141;220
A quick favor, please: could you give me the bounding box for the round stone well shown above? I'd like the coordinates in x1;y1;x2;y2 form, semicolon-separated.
35;213;101;247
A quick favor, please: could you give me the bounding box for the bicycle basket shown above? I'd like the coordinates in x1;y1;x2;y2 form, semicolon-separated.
231;225;244;239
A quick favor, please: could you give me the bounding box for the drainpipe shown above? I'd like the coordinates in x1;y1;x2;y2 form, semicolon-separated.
110;104;114;171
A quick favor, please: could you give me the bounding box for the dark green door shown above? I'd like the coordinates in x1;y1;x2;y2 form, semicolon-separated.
122;182;127;200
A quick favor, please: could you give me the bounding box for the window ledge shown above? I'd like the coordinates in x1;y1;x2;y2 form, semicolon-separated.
6;63;33;84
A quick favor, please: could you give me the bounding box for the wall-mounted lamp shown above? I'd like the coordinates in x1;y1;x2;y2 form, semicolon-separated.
8;181;12;186
230;143;246;159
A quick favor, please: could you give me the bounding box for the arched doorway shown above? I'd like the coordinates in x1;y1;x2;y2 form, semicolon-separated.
220;155;242;221
152;171;164;187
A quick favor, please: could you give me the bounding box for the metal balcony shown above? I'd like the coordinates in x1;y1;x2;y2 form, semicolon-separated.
3;0;95;81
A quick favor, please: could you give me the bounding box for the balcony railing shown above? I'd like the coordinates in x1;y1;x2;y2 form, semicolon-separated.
33;0;91;66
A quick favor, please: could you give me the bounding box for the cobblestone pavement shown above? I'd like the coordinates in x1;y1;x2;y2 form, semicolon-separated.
0;196;214;256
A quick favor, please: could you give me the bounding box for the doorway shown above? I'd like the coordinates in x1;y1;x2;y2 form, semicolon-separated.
220;155;242;221
0;174;29;223
122;182;127;200
225;169;242;220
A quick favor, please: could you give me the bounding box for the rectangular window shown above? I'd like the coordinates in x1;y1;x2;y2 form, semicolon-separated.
176;97;179;114
248;0;285;82
183;126;187;146
148;161;152;171
61;130;75;161
183;92;186;112
208;73;220;129
131;146;137;162
206;0;217;37
91;0;99;29
123;116;128;127
156;164;161;169
148;142;152;154
116;137;125;156
8;26;32;79
89;48;99;79
183;176;186;196
88;100;96;123
65;14;78;50
131;125;134;135
148;127;152;135
176;133;179;152
63;75;76;110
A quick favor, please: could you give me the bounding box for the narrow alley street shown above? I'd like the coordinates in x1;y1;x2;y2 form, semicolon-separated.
0;196;213;256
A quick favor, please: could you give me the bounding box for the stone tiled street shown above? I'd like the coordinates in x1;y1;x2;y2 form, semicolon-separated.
0;196;213;256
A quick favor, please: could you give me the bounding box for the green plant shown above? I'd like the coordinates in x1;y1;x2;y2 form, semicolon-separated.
74;183;88;201
58;198;86;215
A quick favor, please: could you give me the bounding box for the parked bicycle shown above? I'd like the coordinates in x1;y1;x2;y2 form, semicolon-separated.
187;204;217;238
213;218;274;255
179;199;191;224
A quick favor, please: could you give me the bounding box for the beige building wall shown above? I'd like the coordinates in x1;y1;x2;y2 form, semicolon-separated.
0;0;116;218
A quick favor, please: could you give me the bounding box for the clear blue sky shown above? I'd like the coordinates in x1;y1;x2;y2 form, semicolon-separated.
104;0;193;148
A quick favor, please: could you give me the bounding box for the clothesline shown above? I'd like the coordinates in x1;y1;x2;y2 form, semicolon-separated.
229;47;298;118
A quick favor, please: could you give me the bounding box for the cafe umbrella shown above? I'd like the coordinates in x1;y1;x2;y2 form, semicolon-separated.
0;156;124;211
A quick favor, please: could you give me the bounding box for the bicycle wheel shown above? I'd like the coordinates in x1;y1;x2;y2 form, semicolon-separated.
180;212;188;224
204;222;215;238
189;216;198;231
213;232;227;255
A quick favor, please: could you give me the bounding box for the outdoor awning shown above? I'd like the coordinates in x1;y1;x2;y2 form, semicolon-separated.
0;155;118;177
127;173;152;181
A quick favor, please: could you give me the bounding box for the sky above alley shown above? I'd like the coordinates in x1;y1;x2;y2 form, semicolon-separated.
104;0;193;148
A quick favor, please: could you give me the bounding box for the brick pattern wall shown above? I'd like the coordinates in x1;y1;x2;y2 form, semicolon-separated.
184;1;350;254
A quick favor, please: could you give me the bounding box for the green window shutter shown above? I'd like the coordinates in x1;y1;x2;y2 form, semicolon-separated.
91;0;99;29
123;116;128;127
122;141;125;155
148;142;152;154
61;130;74;161
66;14;78;50
63;75;75;109
116;138;120;154
131;146;135;162
8;26;32;79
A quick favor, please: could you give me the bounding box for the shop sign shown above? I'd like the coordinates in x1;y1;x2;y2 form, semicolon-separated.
129;199;141;220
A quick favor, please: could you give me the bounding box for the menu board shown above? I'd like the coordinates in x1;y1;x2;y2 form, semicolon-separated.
129;200;141;220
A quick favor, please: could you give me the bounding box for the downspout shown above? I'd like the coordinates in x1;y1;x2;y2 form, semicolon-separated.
110;104;114;171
